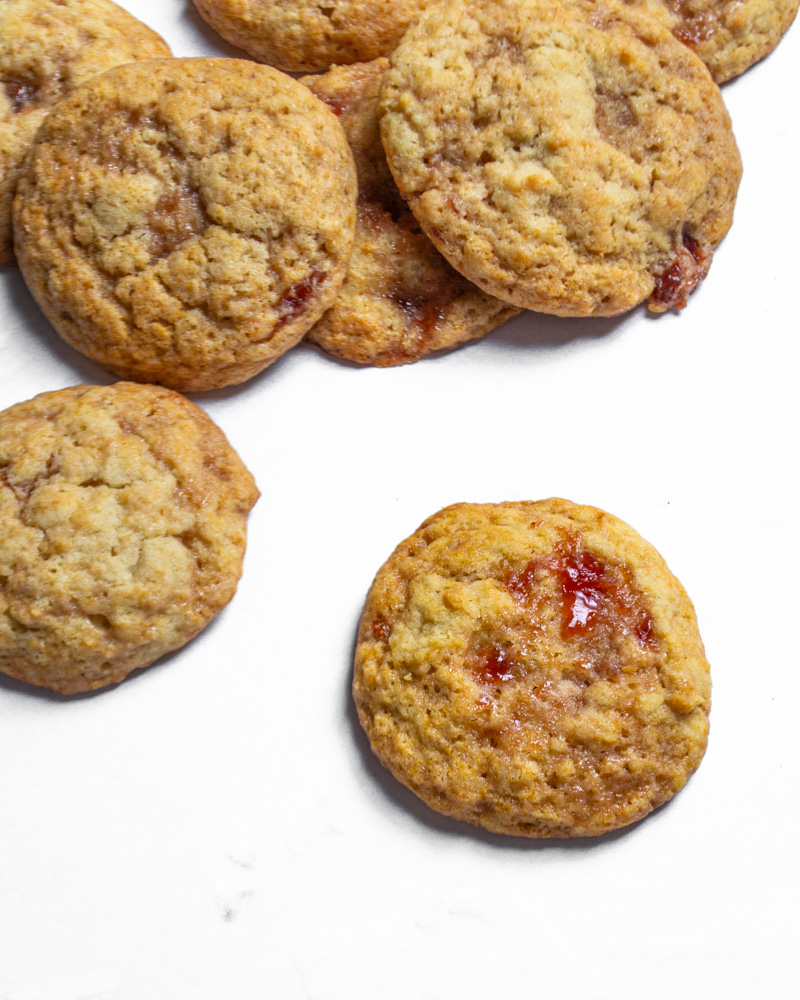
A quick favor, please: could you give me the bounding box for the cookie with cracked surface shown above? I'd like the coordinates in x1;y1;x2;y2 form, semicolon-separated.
13;57;358;392
379;0;742;317
301;60;520;367
191;0;429;73
0;382;259;695
0;0;171;266
354;499;710;837
624;0;799;83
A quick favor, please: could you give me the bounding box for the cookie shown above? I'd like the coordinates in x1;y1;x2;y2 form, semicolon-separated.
13;58;358;392
0;382;259;695
302;60;520;367
192;0;429;73
354;499;710;837
379;0;742;317
0;0;171;266
625;0;799;83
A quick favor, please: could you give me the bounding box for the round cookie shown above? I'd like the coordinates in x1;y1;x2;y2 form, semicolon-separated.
0;0;171;266
13;58;358;392
192;0;429;73
379;0;742;317
624;0;799;83
354;499;711;838
302;60;520;367
0;382;259;695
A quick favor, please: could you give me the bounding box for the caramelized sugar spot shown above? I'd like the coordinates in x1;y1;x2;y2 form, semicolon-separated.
148;187;210;258
594;89;637;149
3;76;41;114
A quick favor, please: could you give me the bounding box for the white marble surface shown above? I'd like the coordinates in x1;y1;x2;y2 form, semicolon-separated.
1;3;797;997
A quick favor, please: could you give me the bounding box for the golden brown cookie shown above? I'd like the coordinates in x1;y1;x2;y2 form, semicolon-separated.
0;382;259;695
625;0;799;83
354;499;711;837
13;58;357;392
301;60;520;367
0;0;171;266
379;0;742;317
192;0;429;73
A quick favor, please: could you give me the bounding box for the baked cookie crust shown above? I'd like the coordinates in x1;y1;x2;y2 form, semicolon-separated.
379;0;742;317
625;0;799;83
192;0;429;73
354;499;711;837
0;0;171;266
0;382;259;695
302;60;520;367
13;58;357;391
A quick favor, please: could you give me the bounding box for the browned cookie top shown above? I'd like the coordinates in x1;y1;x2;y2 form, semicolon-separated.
354;499;711;837
0;382;259;695
625;0;799;82
13;58;357;392
0;0;171;266
302;60;520;367
379;0;742;317
192;0;430;72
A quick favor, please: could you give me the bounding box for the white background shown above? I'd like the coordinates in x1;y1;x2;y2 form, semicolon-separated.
1;3;798;997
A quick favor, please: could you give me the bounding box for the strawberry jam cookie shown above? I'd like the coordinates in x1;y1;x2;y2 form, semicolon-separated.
13;58;357;391
302;60;520;367
625;0;799;83
379;0;742;317
354;499;711;837
0;382;259;695
0;0;170;266
192;0;429;73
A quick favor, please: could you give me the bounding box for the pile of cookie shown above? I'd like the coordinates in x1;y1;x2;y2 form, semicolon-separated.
4;0;796;384
0;0;796;838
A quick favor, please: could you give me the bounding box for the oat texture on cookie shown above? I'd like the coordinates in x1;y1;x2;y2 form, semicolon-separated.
0;0;171;266
13;58;357;392
624;0;799;83
379;0;742;317
354;499;711;837
0;382;259;695
302;60;520;367
192;0;431;73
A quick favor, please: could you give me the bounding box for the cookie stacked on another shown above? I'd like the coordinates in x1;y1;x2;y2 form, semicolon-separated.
624;0;799;82
302;59;521;367
378;0;742;318
0;0;172;266
13;58;358;391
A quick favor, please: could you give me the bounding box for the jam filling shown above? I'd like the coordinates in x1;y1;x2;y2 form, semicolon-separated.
650;234;712;312
474;645;517;686
505;533;655;649
274;270;327;330
470;533;655;701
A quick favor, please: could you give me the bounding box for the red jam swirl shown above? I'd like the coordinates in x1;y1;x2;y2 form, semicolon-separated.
474;645;517;686
274;270;327;329
650;234;712;311
505;534;655;648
